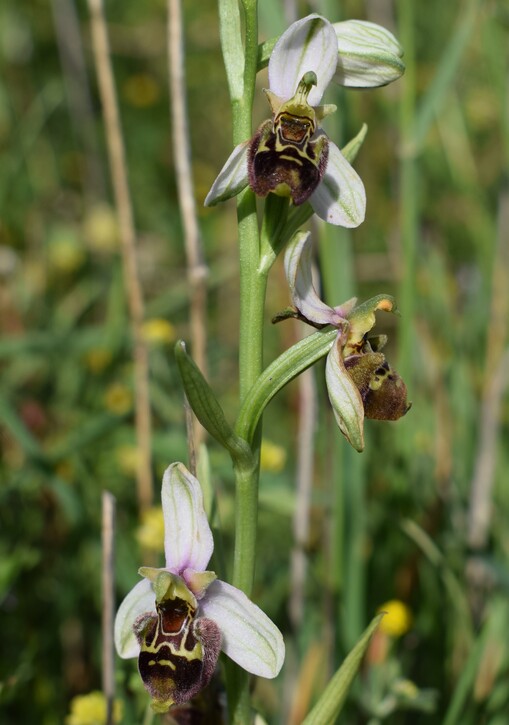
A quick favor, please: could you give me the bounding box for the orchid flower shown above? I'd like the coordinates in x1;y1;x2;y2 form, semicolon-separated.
205;14;404;227
283;231;410;451
114;463;284;713
205;15;365;227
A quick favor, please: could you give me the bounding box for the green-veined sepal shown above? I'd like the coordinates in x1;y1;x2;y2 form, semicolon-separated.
268;14;338;106
334;20;405;88
309;140;366;227
284;231;356;327
204;141;249;207
325;335;365;452
115;578;155;659
161;463;214;574
200;579;285;679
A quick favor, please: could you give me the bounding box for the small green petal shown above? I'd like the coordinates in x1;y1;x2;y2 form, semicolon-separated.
345;295;396;356
184;569;217;599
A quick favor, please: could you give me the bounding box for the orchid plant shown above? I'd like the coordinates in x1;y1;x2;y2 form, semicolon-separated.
116;7;407;723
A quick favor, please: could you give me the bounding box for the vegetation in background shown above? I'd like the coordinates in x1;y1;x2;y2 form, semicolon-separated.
1;0;509;723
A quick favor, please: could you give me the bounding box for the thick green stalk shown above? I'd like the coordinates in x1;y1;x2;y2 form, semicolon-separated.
231;0;261;596
224;2;262;722
232;0;260;403
237;190;266;401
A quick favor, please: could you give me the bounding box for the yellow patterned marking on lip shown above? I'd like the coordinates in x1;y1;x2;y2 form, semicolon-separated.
154;659;177;669
280;154;304;165
143;634;204;662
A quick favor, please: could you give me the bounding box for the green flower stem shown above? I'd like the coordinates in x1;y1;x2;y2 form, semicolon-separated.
219;0;261;588
281;203;314;247
220;2;261;722
240;0;258;131
237;191;266;402
230;0;262;594
232;458;260;591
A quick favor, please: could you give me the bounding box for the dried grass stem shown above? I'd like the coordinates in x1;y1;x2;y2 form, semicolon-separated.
88;0;153;511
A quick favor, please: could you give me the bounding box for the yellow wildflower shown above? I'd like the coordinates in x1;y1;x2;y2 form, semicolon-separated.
104;383;132;415
141;318;176;345
378;599;412;638
48;228;86;274
260;439;287;473
116;445;140;477
123;73;161;107
66;691;123;725
83;203;119;254
136;506;165;552
84;348;112;374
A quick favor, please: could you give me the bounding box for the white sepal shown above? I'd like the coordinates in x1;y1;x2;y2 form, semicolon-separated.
204;141;249;206
325;337;365;452
268;14;338;106
310;140;366;227
284;231;341;326
114;578;154;659
200;580;285;679
334;20;405;88
162;463;213;574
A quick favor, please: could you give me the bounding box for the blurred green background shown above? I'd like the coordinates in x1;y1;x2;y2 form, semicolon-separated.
1;0;509;723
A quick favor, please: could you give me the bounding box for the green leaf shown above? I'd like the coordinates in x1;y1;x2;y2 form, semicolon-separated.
411;0;480;153
302;614;383;725
175;341;253;468
443;597;509;725
218;0;244;100
0;394;43;460
257;36;277;71
235;328;337;445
